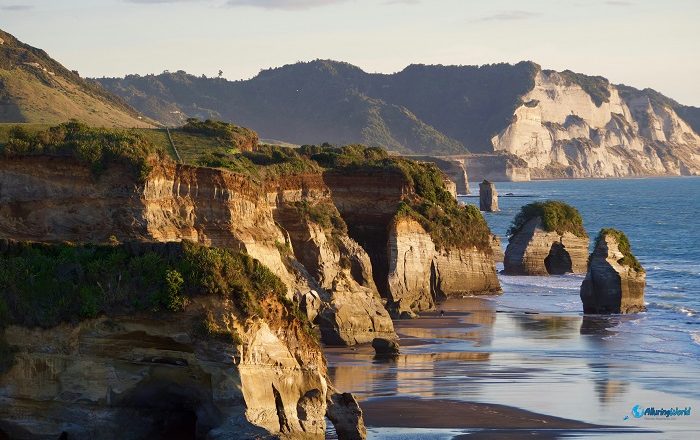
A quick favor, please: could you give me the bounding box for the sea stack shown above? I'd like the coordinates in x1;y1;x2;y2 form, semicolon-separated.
580;229;646;314
504;201;589;275
479;180;499;212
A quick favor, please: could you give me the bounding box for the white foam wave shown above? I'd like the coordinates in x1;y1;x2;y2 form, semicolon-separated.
692;333;700;346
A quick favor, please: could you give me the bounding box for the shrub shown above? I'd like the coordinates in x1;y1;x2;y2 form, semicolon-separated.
508;200;587;239
181;118;258;151
595;228;644;273
0;241;307;334
0;121;162;180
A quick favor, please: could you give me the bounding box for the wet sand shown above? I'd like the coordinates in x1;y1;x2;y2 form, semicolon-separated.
325;296;700;439
361;397;601;429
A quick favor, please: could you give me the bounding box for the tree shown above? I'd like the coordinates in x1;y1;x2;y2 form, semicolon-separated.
218;69;223;78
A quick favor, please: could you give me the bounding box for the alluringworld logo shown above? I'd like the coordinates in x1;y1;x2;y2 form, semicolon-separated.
624;405;692;420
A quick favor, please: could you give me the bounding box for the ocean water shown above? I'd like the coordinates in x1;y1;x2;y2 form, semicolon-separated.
468;176;700;365
327;177;700;439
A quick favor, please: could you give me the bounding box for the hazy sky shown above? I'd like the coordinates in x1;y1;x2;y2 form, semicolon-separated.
1;0;699;105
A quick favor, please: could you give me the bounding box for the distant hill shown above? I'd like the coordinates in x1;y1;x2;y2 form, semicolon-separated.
97;60;700;177
0;28;151;127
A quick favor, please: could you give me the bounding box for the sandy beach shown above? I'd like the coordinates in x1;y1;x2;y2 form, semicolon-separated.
325;296;700;439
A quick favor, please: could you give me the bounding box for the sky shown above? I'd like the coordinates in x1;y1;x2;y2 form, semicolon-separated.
1;0;699;106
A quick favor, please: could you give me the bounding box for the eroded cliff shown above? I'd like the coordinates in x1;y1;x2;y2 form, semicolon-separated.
0;156;394;347
0;241;365;439
492;70;700;178
324;163;501;317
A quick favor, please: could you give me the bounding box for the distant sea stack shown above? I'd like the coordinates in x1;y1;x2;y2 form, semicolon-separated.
581;229;646;314
504;201;589;275
479;180;499;212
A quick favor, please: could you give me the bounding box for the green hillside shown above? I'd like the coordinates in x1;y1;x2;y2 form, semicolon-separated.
0;28;151;128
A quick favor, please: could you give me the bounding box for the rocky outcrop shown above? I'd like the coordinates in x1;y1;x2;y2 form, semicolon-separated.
371;338;400;357
386;217;500;316
0;157;395;346
0;295;342;439
479;180;498;212
407;156;470;194
580;231;646;314
492;70;700;178
386;218;437;315
466;153;531;182
273;191;395;346
504;217;589;275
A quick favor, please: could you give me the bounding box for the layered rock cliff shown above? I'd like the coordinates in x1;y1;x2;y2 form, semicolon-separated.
580;229;646;314
1;305;329;439
504;217;589;276
492;70;700;178
0;156;394;347
0;241;364;439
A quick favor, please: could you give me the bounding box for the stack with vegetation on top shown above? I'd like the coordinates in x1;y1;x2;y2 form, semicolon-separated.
508;200;588;239
593;228;644;272
504;200;590;275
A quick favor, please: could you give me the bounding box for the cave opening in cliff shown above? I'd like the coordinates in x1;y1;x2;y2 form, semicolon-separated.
544;242;573;274
117;376;219;440
347;224;390;297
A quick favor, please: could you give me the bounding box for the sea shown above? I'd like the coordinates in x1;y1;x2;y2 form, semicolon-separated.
326;177;700;439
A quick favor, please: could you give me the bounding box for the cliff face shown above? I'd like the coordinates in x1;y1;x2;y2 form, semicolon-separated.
0;295;348;439
0;157;394;347
492;70;700;178
323;169;500;316
580;233;646;314
504;217;589;276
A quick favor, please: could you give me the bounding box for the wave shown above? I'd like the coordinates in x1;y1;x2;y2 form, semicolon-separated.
692;333;700;346
647;302;698;317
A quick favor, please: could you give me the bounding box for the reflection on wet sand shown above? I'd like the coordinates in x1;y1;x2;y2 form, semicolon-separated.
511;313;582;338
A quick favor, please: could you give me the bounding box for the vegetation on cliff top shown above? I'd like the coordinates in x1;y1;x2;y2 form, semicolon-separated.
181;118;258;151
594;228;644;273
508;200;588;239
0;241;311;339
0;120;164;178
300;144;493;251
198;143;320;180
556;70;611;107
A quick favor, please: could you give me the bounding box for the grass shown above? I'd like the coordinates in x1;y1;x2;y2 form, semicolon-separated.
595;228;644;273
508;200;588;239
0;68;150;128
0;241;313;339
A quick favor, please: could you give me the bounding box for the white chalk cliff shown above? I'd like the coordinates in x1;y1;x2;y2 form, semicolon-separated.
492;69;700;178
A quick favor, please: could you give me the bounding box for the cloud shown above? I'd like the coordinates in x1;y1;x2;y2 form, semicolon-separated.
383;0;419;4
125;0;207;4
605;0;632;6
1;4;33;10
475;10;541;22
225;0;351;10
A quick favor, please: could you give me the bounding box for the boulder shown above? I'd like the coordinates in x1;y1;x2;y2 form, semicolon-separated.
372;337;400;356
479;180;499;212
504;217;589;276
326;391;367;440
580;229;646;314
